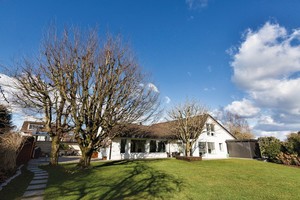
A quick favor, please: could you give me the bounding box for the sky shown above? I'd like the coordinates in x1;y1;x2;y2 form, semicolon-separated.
1;0;300;140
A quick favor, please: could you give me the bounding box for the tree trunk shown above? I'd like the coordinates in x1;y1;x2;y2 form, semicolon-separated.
50;135;60;165
78;147;93;168
185;142;190;157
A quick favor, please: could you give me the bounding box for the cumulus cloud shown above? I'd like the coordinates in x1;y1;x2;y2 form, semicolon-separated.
147;83;159;93
224;98;260;118
186;0;209;10
0;73;20;110
229;22;300;138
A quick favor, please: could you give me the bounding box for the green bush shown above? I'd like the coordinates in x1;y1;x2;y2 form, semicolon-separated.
258;136;282;163
283;133;300;156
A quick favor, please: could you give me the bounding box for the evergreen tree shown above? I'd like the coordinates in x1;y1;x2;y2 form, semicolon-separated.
0;104;14;134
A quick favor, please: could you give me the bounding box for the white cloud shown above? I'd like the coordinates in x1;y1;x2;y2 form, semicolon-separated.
186;0;209;10
203;87;215;92
164;96;171;104
0;73;21;111
147;83;159;93
229;21;300;138
224;98;260;118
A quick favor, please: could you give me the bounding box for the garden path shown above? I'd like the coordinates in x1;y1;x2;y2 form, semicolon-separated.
21;159;49;200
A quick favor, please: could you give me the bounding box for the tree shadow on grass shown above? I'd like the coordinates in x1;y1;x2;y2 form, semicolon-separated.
45;159;185;199
98;161;184;199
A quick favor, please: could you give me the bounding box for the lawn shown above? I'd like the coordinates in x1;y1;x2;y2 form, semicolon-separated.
0;166;34;200
42;159;300;200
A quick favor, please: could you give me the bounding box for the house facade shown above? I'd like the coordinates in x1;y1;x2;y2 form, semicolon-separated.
99;115;236;160
21;115;235;160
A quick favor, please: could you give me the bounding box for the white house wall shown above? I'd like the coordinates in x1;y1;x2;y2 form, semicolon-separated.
192;117;235;159
98;116;235;160
99;138;169;160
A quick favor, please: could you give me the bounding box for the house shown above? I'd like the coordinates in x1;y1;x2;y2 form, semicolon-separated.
20;114;236;160
20;121;51;141
99;114;236;160
20;121;79;156
20;121;76;142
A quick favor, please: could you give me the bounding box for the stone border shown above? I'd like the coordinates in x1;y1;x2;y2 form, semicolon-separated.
0;164;24;191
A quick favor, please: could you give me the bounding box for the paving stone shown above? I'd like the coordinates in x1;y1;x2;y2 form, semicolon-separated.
34;173;48;176
30;179;48;184
34;172;48;176
21;195;44;200
27;184;47;190
29;170;44;173
28;169;41;172
23;189;45;197
33;176;48;180
28;168;42;171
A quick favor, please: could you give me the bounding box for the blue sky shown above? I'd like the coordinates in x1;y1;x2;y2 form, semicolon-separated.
1;0;300;139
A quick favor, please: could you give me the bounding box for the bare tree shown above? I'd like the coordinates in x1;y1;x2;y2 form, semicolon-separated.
41;28;160;168
12;32;72;165
168;100;208;157
221;111;254;139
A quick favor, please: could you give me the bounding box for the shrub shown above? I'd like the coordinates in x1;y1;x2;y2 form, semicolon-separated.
0;133;25;175
283;133;300;156
276;152;300;166
258;137;282;163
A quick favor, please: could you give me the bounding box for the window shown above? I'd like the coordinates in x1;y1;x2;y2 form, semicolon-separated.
206;123;215;136
199;142;206;156
211;124;215;132
157;141;166;152
206;123;210;132
120;139;126;153
130;140;146;153
150;140;157;152
207;142;215;154
219;143;223;151
28;124;44;130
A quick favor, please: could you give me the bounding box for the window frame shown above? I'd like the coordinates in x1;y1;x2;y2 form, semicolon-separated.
130;139;146;153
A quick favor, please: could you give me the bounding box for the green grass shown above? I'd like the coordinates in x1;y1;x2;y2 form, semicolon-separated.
43;159;300;200
0;166;34;200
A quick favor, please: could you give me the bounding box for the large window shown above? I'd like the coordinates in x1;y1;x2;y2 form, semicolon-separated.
120;139;127;153
199;142;216;155
157;141;166;152
199;142;206;156
207;142;215;154
150;140;166;153
130;140;146;153
150;140;157;152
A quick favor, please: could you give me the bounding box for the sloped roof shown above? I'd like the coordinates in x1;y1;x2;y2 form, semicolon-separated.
119;123;177;139
20;114;235;140
120;114;210;139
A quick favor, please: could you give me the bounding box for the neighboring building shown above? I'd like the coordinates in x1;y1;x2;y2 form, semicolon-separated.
20;121;76;142
99;114;236;160
20;121;51;141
